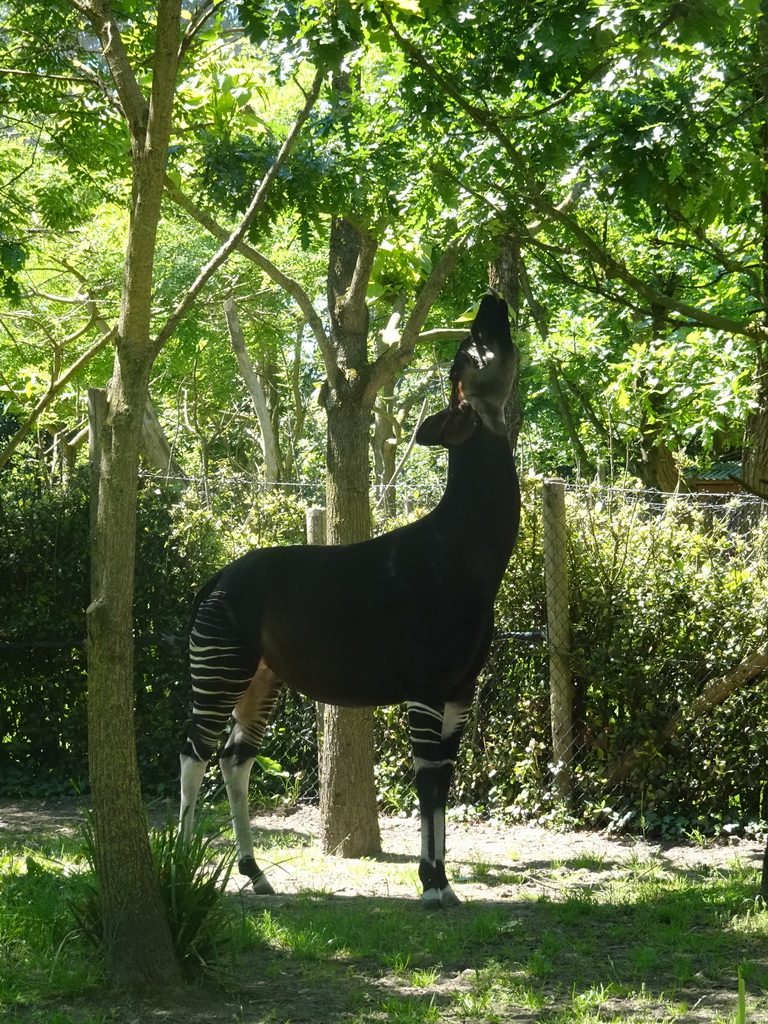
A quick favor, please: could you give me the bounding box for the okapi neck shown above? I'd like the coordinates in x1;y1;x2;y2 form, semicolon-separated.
437;428;519;530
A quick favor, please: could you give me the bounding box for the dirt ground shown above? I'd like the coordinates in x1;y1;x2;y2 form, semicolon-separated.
1;799;765;1024
227;804;766;900
2;799;763;898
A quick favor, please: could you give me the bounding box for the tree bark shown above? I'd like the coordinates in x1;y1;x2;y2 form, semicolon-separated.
742;353;768;496
743;9;768;497
319;704;381;857
542;480;574;805
318;216;382;857
88;370;181;986
636;293;688;493
320;400;382;856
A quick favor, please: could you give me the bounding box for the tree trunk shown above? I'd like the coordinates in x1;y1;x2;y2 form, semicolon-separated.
373;405;398;514
326;399;373;544
88;368;181;986
320;379;382;858
636;292;688;492
75;1;321;986
319;704;381;857
742;355;768;496
223;296;281;484
744;10;768;498
637;433;685;492
80;0;184;987
318;216;382;858
140;399;185;478
488;233;524;447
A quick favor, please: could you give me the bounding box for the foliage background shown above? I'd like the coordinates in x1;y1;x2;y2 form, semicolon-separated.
3;467;767;839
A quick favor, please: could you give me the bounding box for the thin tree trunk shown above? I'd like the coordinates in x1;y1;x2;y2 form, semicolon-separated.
744;10;768;498
636;292;688;493
488;232;524;447
223;296;281;484
81;0;184;986
141;399;185;478
88;370;181;986
742;357;768;496
78;2;322;986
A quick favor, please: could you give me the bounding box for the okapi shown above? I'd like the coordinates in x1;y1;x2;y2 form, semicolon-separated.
179;293;521;907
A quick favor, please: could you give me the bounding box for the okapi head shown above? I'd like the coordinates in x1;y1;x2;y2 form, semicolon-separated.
416;293;515;448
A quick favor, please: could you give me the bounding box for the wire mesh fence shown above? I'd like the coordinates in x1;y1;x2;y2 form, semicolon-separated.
3;473;768;837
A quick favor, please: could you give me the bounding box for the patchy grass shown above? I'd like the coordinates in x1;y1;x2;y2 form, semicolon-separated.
0;802;766;1024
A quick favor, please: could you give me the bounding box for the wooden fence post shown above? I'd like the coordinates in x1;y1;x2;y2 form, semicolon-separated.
542;479;574;805
306;506;327;547
306;507;327;753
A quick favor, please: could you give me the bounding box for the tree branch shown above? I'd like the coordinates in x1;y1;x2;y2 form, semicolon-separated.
365;234;465;402
608;642;768;785
71;0;149;141
164;175;332;364
178;1;227;63
0;326;116;471
152;66;325;356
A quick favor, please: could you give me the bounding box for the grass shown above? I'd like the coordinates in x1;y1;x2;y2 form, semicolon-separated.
0;804;767;1024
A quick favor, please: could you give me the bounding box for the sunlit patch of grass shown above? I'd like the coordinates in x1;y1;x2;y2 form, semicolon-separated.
409;965;439;988
373;994;441;1023
569;850;607;872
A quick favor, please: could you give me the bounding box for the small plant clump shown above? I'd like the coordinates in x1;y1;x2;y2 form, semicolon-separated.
70;811;238;980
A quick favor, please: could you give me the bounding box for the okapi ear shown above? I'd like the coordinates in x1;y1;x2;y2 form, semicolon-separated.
416;405;479;448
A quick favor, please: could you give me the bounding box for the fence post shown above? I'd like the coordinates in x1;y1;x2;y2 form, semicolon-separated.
542;479;574;805
306;506;326;547
306;507;327;753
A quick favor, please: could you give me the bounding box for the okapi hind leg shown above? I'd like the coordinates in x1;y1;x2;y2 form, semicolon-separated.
179;754;208;838
220;665;283;894
407;699;472;909
180;588;258;839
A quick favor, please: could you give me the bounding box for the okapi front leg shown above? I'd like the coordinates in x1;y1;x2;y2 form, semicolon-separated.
407;700;471;908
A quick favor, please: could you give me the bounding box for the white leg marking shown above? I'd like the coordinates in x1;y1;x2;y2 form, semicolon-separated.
219;746;256;864
179;754;208;838
421;887;442;909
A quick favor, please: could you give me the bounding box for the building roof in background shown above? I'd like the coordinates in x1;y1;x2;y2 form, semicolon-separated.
684;461;741;482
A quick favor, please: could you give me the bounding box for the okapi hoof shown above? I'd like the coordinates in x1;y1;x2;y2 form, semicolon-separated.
440;883;461;907
421;883;461;909
421;887;443;910
239;857;275;895
251;872;275;895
